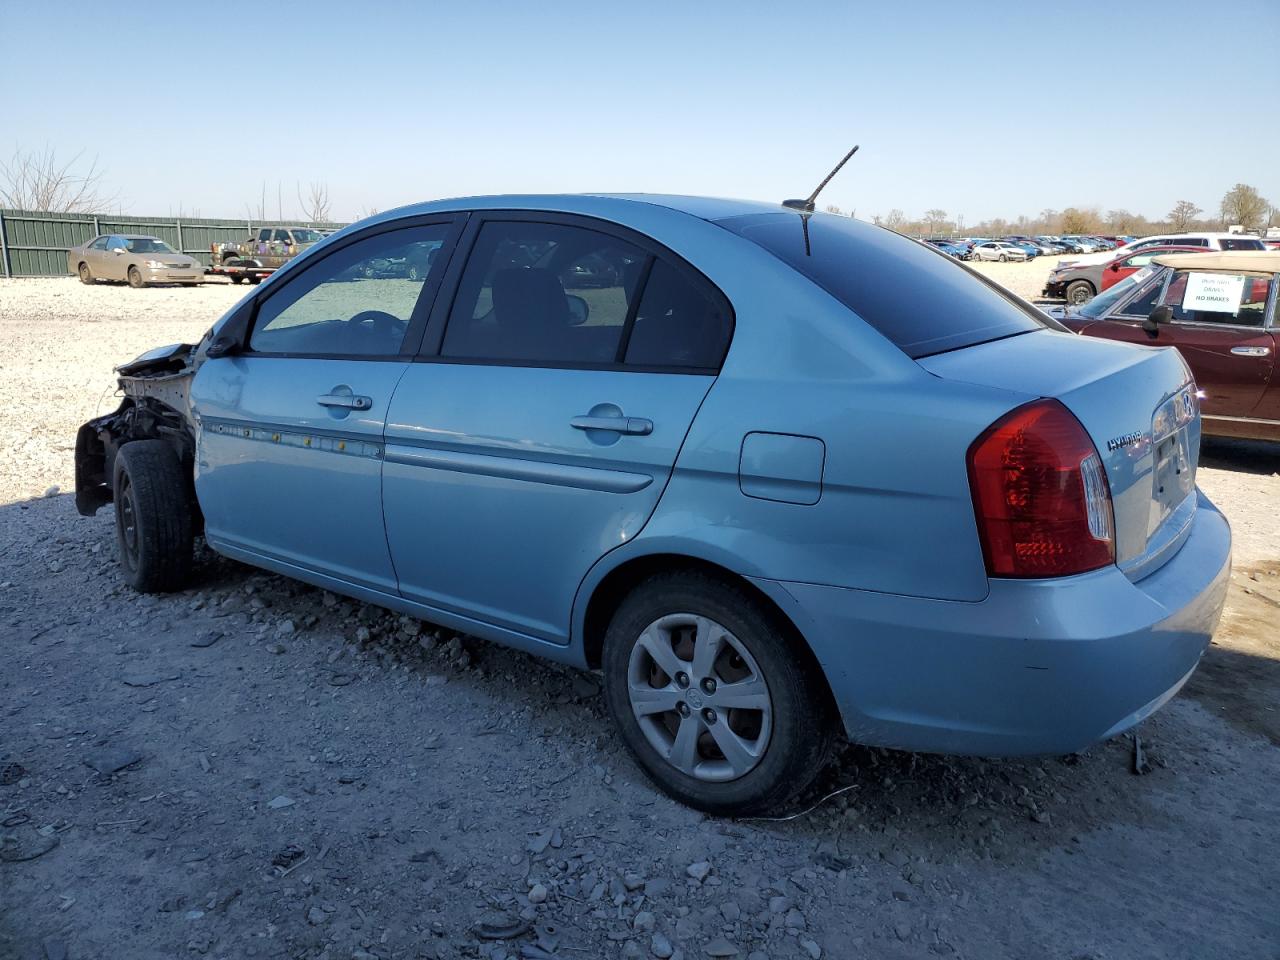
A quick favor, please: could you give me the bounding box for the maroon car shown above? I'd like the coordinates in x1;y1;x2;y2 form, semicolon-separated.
1052;252;1279;440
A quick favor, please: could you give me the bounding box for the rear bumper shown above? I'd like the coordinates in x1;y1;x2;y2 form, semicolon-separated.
757;490;1231;756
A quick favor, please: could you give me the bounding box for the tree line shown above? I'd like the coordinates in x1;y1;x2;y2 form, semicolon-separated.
859;184;1275;238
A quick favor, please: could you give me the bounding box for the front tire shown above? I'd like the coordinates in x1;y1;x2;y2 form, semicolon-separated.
113;440;193;593
998;254;1008;262
602;572;834;815
127;266;145;288
1065;279;1095;305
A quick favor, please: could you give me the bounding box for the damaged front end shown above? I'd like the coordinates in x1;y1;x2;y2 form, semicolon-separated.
75;343;201;518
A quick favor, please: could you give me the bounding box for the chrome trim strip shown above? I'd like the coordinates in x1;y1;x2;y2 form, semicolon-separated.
1202;414;1274;424
383;443;653;494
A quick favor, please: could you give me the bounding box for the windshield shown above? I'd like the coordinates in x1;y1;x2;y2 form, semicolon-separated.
717;212;1049;358
125;238;176;254
1079;268;1158;318
290;229;325;243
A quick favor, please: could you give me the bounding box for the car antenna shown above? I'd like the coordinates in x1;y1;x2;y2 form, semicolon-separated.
783;144;860;213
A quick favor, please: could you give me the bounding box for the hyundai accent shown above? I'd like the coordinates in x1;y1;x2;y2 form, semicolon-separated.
75;195;1232;813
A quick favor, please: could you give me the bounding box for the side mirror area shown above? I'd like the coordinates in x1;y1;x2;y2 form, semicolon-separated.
1143;304;1172;335
1109;263;1121;271
203;300;254;358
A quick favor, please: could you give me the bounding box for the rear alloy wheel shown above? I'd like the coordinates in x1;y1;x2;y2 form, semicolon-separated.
78;263;93;284
602;572;834;815
127;265;145;288
113;440;193;593
1065;280;1095;305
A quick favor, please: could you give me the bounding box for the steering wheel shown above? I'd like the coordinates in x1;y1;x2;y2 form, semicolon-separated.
349;309;402;340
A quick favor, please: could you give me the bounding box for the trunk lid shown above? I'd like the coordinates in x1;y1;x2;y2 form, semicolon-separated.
920;329;1199;580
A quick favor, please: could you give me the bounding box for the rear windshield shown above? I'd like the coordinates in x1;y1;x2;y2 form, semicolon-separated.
1220;237;1265;251
716;212;1048;357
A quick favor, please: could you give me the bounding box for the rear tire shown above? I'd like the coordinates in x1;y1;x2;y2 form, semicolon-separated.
78;262;93;284
602;572;835;815
113;440;193;593
127;266;145;288
229;275;244;284
1065;279;1095;305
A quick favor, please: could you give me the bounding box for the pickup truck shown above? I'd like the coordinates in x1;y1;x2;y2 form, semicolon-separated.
210;226;329;284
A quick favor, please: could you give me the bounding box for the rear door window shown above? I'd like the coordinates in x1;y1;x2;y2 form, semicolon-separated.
442;221;644;365
717;213;1047;357
624;259;732;369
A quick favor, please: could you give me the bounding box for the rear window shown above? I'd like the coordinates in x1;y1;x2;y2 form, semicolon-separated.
716;212;1048;357
1219;237;1265;251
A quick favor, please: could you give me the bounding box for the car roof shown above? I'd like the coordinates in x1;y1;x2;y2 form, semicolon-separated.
1143;232;1251;240
1152;251;1280;273
374;193;786;223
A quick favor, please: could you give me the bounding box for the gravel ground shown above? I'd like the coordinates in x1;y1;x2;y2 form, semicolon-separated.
2;268;1278;960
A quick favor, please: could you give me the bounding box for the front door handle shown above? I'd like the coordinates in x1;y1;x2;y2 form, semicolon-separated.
317;393;372;410
1230;345;1271;357
571;415;653;436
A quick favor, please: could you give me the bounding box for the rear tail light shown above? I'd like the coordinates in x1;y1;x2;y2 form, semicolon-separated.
967;399;1115;578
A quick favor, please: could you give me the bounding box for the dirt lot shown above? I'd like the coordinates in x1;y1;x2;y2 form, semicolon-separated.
2;265;1278;960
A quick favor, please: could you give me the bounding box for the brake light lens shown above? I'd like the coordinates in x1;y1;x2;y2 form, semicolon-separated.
968;399;1115;578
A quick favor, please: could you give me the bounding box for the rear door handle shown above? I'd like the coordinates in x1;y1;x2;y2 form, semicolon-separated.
317;393;373;410
1230;346;1271;357
571;415;653;436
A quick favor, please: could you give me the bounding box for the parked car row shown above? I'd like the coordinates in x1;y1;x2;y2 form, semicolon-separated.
921;234;1133;261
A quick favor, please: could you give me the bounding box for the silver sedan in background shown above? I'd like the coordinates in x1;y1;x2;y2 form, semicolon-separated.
67;234;204;287
969;240;1029;262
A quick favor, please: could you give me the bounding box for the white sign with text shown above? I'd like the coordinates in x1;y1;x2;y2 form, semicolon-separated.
1182;272;1246;314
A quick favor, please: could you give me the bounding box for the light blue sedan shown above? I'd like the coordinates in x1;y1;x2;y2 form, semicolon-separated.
76;195;1231;814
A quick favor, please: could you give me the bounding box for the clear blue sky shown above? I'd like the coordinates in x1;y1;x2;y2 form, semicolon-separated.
5;0;1278;223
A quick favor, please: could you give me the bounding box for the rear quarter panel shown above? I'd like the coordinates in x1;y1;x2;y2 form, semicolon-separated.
612;241;1030;603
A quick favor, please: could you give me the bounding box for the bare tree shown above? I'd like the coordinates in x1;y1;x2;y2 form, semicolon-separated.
298;181;331;223
1220;183;1268;230
0;146;116;212
1167;200;1202;232
924;209;947;235
1106;209;1141;233
824;203;843;215
1060;206;1101;234
883;209;906;231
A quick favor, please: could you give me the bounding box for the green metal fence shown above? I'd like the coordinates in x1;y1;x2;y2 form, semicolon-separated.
0;209;347;277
